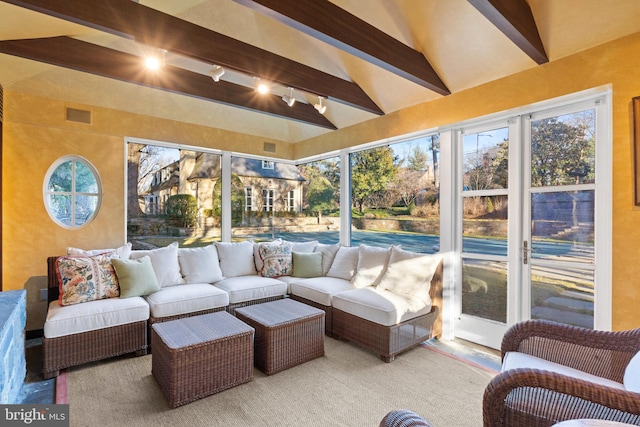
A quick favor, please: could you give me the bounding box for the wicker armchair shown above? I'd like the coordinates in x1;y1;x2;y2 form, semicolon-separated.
483;320;640;427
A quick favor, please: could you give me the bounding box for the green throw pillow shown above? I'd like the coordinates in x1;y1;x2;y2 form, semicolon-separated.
292;251;323;278
112;256;161;298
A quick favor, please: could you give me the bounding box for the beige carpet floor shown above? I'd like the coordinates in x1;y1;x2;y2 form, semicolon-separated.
66;337;496;427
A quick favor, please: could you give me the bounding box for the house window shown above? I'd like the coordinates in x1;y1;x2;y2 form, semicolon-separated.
262;189;274;211
285;190;295;212
245;187;253;211
43;156;101;228
262;160;275;170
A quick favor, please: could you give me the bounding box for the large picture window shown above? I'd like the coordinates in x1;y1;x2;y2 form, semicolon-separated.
44;156;101;228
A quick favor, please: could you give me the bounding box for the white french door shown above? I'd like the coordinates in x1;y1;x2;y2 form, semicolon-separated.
452;93;611;349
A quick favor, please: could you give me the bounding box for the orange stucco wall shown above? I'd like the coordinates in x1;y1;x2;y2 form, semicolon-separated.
4;31;640;331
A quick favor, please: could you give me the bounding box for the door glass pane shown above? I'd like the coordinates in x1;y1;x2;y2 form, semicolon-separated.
462;196;508;256
531;109;595;187
531;265;594;328
462;259;507;323
531;190;594;263
462;128;509;191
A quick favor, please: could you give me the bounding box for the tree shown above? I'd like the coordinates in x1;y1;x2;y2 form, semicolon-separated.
212;175;244;225
127;142;145;218
390;168;424;208
531;117;594;187
351;146;398;213
166;194;198;227
299;163;336;220
407;146;428;171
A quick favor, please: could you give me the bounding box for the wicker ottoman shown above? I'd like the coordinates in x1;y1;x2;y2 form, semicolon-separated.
235;298;325;375
151;311;254;408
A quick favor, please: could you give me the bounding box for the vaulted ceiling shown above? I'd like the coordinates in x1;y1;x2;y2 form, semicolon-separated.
0;0;639;144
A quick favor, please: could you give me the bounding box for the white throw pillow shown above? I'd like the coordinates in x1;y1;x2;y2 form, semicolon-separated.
130;242;184;288
284;240;319;253
178;245;224;284
67;242;132;259
254;239;282;273
351;245;391;289
327;246;359;280
215;240;257;277
624;351;640;392
378;247;441;305
314;243;340;275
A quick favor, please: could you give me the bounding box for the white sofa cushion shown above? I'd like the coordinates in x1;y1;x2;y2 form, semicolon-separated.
351;244;391;289
285;240;319;253
178;245;224;284
624;351;640;392
130;242;184;288
331;287;432;327
144;283;229;319
327;246;358;280
502;351;625;390
215;241;257;277
44;297;149;339
289;277;354;306
378;247;441;305
314;243;340;275
213;275;287;304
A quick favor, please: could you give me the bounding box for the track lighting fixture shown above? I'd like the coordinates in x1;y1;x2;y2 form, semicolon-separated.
314;96;327;114
144;49;166;70
255;80;270;94
210;65;225;82
282;87;296;107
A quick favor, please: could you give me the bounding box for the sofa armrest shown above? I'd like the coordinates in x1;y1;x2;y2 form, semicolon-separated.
47;256;62;304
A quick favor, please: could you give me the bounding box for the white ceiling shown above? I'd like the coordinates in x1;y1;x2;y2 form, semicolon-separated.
0;0;639;144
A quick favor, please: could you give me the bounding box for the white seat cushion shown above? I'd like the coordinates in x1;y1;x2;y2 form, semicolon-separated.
44;297;149;339
331;287;432;327
213;275;286;304
144;283;229;319
624;351;640;392
289;277;353;306
502;351;625;390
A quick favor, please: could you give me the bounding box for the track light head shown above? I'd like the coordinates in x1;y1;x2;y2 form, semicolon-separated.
210;65;225;82
314;96;327;114
282;87;296;107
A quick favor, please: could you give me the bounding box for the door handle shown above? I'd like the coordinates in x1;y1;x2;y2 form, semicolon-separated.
523;240;528;265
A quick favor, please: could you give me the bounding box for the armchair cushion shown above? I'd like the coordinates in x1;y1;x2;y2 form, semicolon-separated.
623;351;640;392
502;351;624;390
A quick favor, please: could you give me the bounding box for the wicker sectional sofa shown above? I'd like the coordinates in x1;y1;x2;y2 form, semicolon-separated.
43;239;443;378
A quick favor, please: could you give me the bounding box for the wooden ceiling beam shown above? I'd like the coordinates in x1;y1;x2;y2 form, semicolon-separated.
0;37;337;129
467;0;548;64
234;0;450;96
1;0;383;115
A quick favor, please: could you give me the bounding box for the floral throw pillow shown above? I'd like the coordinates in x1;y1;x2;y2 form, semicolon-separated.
259;242;293;277
56;253;120;306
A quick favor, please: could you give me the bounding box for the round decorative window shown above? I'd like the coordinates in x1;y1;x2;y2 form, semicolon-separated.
43;156;102;228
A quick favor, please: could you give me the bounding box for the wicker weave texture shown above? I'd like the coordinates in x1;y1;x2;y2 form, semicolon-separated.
235;299;325;375
43;320;147;379
227;295;285;315
484;320;640;427
332;307;438;362
151;312;254;408
289;294;333;336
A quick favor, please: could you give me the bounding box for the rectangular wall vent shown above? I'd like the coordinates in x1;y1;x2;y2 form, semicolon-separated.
66;107;91;124
263;142;276;153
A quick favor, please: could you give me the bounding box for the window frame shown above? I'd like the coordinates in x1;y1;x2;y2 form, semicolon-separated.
43;155;102;229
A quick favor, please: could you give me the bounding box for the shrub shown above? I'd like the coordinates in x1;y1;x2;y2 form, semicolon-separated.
166;194;198;227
